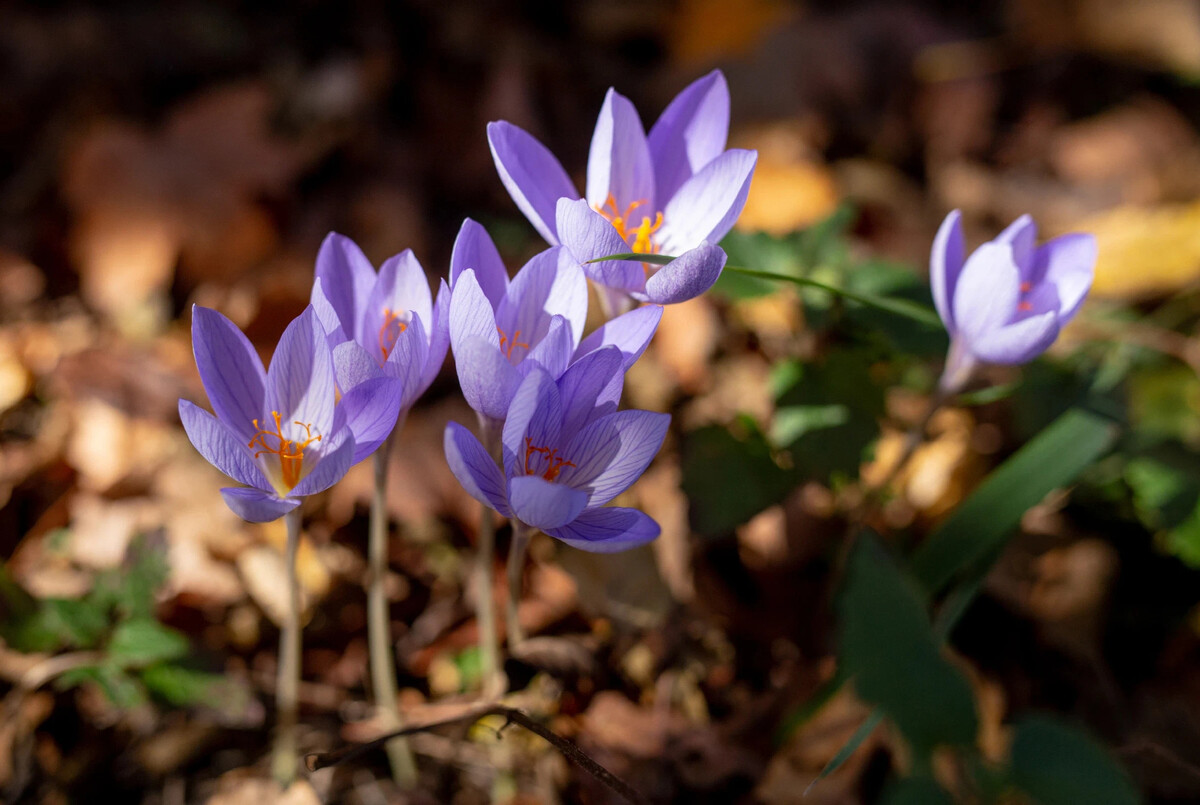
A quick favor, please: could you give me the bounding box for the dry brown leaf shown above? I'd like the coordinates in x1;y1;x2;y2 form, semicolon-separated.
733;123;839;236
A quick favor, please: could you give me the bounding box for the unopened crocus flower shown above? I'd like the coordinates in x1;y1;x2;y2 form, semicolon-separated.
487;70;757;305
444;365;667;552
310;233;450;415
931;210;1096;391
180;305;402;522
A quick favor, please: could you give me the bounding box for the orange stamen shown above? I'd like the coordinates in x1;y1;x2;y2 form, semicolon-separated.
594;193;663;255
248;411;322;491
524;437;575;481
1017;301;1033;312
497;327;530;360
378;308;408;363
1019;282;1032;293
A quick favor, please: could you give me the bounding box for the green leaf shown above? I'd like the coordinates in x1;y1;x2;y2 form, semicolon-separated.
41;598;110;648
56;663;147;709
840;535;978;754
804;710;883;792
91;534;170;620
141;663;224;706
910;407;1120;596
107;619;189;668
1010;716;1141;805
878;775;956;805
680;421;793;537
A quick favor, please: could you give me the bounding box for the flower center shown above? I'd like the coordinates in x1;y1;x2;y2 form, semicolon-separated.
497;327;529;361
248;411;322;491
595;194;663;255
524;437;575;482
378;307;409;363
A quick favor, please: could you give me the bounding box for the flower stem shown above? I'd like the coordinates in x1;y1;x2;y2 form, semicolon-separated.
272;507;303;787
475;416;504;697
506;521;534;652
367;428;417;788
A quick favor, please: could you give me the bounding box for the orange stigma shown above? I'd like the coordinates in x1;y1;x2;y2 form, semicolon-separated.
1019;282;1032;293
524;437;575;481
378;308;408;362
1017;301;1033;311
497;327;529;360
248;411;322;491
595;194;663;255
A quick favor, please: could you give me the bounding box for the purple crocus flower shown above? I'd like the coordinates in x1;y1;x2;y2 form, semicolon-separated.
180;305;402;522
931;210;1096;390
444;364;668;552
448;219;662;423
487;70;757;305
310;233;450;416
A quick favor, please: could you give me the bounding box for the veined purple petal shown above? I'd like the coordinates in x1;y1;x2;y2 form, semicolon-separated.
930;210;965;333
191;306;267;442
544;249;590;346
179;400;270;490
555;199;646;292
1033;233;1096;322
496;247;586;351
545;506;660;553
641;241;726;304
574;304;662;367
333;341;382;393
220;487;299;523
420;278;452;392
315;232;376;335
586;89;655;212
558;346;623;434
449;269;501;351
657;149;757;254
952;243;1021;344
290;429;355;497
996;214;1037;274
359;249;432;349
265;307;337;439
558;410;669;507
451;219;509;308
520;314;573;381
487;120;577;245
456;335;521;421
963;310;1060;365
339;376;403;464
311;279;349;345
384;312;430;410
444;421;511;516
647;70;730;202
501;369;562;479
508;475;588;530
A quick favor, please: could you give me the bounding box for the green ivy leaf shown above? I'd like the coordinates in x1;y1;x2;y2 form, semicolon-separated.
680;420;793;537
107;620;189;668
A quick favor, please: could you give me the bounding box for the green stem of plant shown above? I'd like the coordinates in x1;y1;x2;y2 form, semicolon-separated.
368;426;418;788
272;507;303;787
506;521;534;652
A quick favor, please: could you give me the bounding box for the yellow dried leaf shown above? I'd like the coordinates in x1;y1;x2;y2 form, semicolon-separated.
1079;201;1200;299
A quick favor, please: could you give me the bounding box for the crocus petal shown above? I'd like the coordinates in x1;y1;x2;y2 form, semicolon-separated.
265;307;337;438
449;269;501;350
557;410;670;506
420;278;452;392
358;249;432;347
339;376;404;464
487;120;577;245
179;400;270;489
520;314;573;382
1033;233;1096;322
290;430;355;497
384;312;430;410
951;243;1021;344
444;421;511;516
996;214;1037;274
963;310;1060;365
558;346;623;434
496;247;588;350
555;198;646;292
508;475;588;531
657;148;757;254
545;506;661;553
314;232;376;335
455;336;521;421
501;368;562;479
451;218;509;308
333;341;382;392
647;70;730;202
311;279;349;344
929;210;965;333
586;88;655;211
191;306;267;442
220;487;299;523
574;304;662;367
640;242;726;304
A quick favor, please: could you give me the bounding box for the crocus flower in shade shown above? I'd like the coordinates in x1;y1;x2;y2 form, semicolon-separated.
180;306;402;522
444;365;668;552
487;70;757;305
310;233;450;415
931;210;1097;390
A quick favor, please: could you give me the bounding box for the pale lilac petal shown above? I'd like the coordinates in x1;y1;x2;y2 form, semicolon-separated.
647;70;730;202
641;242;726;304
311;279;349;344
314;232;376;333
557;410;669;506
339;376;403;464
574;304;662;367
951;243;1021;344
449;270;501;352
444;421;511;516
179;400;270;489
555;199;646;292
456;336;521;421
558;346;623;434
265;307;337;438
487;121;577;245
545;506;660;553
333;341;382;393
1033;233;1096;322
520;315;573;381
996;214;1037;274
963;311;1060;365
501;369;562;479
290;430;355;497
657;149;757;254
930;210;965;333
364;249;433;347
420;278;452;392
1018;282;1061;320
543;249;590;346
220;487;299;523
496;247;585;351
451;218;509;308
384;312;430;410
191;306;267;442
586;89;655;211
508;475;588;531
